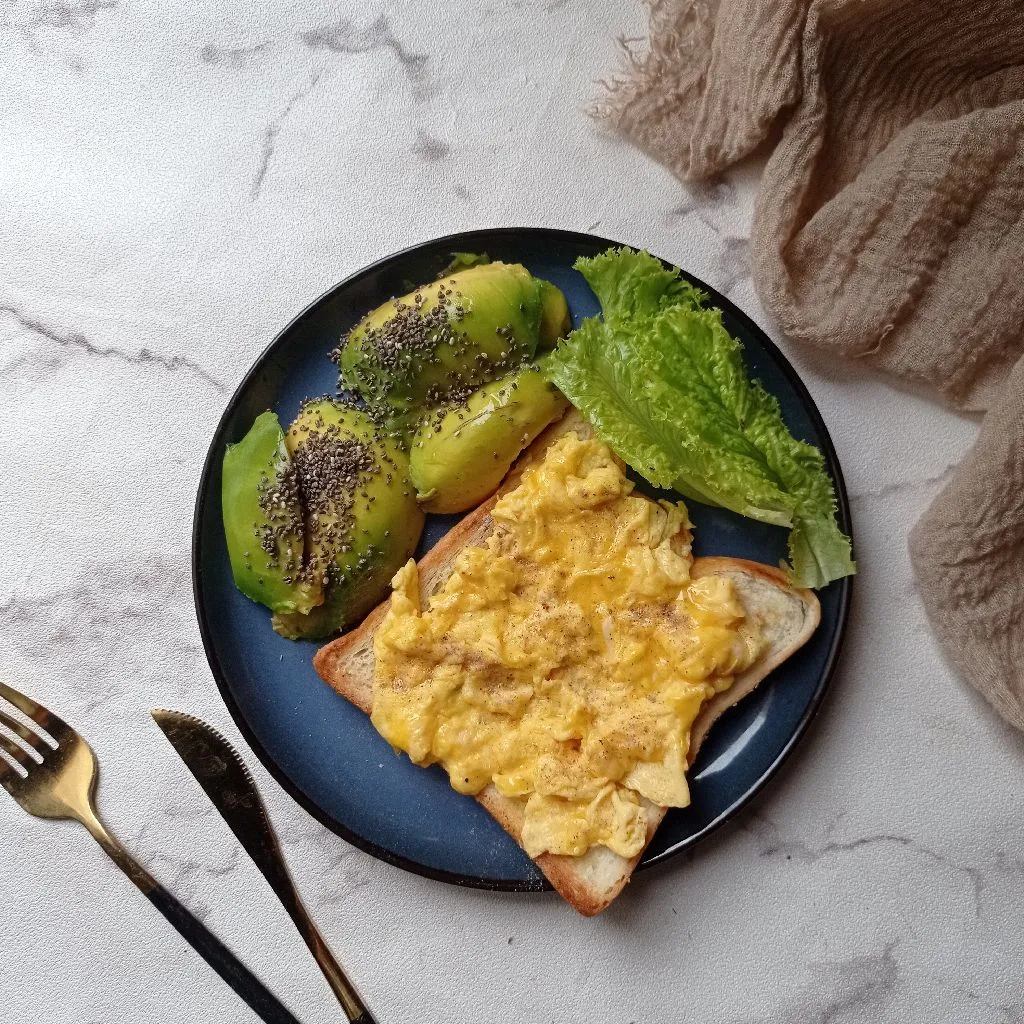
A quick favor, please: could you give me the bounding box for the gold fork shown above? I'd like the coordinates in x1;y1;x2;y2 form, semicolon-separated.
0;680;303;1024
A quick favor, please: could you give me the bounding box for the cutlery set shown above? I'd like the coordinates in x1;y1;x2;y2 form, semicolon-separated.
0;681;375;1024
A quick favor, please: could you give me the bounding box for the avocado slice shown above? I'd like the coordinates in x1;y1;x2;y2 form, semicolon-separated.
336;262;570;421
440;251;491;274
221;411;322;615
409;365;569;514
271;399;424;640
538;279;570;348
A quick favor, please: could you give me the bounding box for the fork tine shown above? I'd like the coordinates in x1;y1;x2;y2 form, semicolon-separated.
0;748;23;790
0;706;51;758
0;729;33;770
0;681;67;741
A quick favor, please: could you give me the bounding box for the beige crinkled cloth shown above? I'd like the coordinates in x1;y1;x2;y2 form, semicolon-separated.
598;0;1024;731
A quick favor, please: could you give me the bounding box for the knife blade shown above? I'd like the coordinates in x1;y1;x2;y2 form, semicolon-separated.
152;710;376;1024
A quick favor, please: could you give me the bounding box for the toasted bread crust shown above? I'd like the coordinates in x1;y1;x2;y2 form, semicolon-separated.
313;411;821;915
686;558;820;763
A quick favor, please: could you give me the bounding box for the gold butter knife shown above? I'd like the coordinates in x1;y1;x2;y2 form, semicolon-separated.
152;710;376;1024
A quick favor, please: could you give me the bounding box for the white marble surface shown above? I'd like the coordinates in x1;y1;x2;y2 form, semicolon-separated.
2;2;1023;1021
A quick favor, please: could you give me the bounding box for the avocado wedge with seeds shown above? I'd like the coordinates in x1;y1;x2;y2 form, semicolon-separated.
271;399;424;640
337;262;570;420
222;411;322;615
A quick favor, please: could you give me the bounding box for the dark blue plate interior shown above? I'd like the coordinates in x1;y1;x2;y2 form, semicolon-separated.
194;228;852;891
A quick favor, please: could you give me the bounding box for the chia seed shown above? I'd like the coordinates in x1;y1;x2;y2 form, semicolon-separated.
331;279;530;419
255;405;383;590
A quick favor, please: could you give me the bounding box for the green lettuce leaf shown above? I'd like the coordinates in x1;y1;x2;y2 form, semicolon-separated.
545;248;855;589
578;246;706;322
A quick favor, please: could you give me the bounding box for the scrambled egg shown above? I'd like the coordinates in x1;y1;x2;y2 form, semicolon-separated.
371;433;763;858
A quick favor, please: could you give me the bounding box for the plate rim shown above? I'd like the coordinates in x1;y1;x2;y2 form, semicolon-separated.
193;226;854;892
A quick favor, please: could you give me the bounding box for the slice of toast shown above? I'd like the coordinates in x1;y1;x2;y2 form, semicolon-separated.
314;411;821;914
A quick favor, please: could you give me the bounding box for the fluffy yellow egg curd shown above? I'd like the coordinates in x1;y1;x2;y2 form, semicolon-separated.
371;433;764;859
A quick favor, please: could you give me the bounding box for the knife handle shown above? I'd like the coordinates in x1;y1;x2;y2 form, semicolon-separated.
293;901;376;1022
81;813;302;1024
257;854;374;1022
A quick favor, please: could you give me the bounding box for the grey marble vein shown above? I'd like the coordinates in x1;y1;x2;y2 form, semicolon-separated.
0;303;226;392
147;843;245;922
918;977;1024;1024
410;129;450;163
302;843;374;906
0;554;202;718
251;72;323;199
298;14;431;99
812;940;900;1024
2;0;115;67
715;234;750;295
744;811;986;918
725;937;901;1024
667;179;738;222
199;40;270;66
850;463;958;504
662;195;753;293
1;0;116;33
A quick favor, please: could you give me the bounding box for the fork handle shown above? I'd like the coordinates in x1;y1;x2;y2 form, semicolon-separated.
80;814;303;1024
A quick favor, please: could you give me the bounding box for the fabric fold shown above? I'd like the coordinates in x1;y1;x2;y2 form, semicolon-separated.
598;0;1024;729
910;361;1024;733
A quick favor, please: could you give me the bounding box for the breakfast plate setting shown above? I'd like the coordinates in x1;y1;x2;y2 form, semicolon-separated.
193;227;854;907
13;1;1024;1016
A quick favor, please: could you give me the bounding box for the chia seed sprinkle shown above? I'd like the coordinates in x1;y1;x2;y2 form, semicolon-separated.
332;278;531;420
255;404;388;592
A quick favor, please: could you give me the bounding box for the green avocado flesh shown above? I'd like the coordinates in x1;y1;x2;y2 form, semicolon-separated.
270;399;424;640
222;411;321;615
538;279;571;347
337;262;570;420
409;366;569;514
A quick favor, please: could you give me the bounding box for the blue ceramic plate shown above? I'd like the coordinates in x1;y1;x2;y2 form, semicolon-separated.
194;228;852;891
